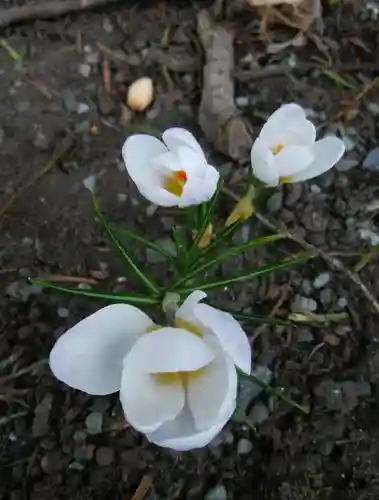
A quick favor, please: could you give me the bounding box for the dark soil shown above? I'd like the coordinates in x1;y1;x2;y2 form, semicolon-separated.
1;1;379;499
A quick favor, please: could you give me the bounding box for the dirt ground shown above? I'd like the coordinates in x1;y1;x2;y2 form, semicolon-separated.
1;1;379;499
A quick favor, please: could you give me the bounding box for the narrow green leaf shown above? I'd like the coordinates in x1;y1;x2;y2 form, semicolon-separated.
190;179;224;255
112;225;175;262
238;369;309;414
353;244;379;273
176;254;309;293
321;69;357;90
226;309;295;327
93;198;160;295
30;279;159;305
174;234;285;288
172;225;189;271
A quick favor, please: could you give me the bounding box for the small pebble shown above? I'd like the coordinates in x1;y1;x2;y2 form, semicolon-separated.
336;159;359;172
342;136;355;152
235;96;249;107
117;193;128;203
62;89;77;112
145;204;158;217
249;402;269;424
86;51;100;65
300;279;312;296
267;192;283;212
237;438;253;455
324;333;340;347
359;228;379;246
57;307;69;319
73;430;87;442
0;128;4;146
74;444;95;461
102;17;113;32
363;147;379;171
310;184;321;194
297;328;314;343
79;63;91;78
77;103;90;114
320;288;333;305
204;484;228;500
367;102;379;116
85;412;103;435
96;446;115;466
337;297;348;309
22;236;33;247
291;295;317;313
335;325;351;337
34;130;50;151
313;272;331;289
68;461;85;471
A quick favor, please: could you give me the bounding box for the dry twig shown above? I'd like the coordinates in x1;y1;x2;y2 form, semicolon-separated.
130;475;153;500
0;0;122;30
43;274;99;285
0;134;74;223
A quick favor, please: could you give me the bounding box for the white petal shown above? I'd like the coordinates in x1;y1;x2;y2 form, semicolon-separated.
178;165;219;207
250;139;279;186
175;146;206;178
279;119;316;148
126;327;214;373
146;401;234;451
289;137;345;182
193;304;252;374
176;291;207;320
259;103;306;144
273;145;314;178
187;337;237;431
122;134;179;207
49;304;153;395
120;359;185;434
162;127;206;160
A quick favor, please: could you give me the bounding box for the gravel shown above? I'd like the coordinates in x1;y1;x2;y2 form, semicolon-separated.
237;438;253;455
85;412;103;435
363;147;379;170
205;485;228;500
291;295;318;313
313;272;331;289
96;446;115;466
249;402;269;425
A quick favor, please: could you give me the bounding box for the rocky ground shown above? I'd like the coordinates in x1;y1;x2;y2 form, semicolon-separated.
1;1;379;499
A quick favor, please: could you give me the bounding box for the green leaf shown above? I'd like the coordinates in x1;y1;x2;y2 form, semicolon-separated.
176;254;309;293
190;179;224;256
172;225;189;271
112;225;175;262
238;369;309;414
30;279;159;305
226;309;295;327
321;69;357;90
174;234;285;288
93;198;160;296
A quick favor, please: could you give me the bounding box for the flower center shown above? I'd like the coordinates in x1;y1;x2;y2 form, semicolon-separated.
163;170;188;197
272;143;284;155
145;319;204;386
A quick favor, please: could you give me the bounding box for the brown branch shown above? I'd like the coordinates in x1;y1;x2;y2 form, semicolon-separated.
0;0;122;30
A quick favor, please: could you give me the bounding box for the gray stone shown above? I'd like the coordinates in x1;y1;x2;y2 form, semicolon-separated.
363;147;379;171
359;228;379;246
204;485;227;500
320;288;333;305
313;272;331;289
342;136;355;152
62;89;77;112
249;402;269;424
79;63;91;78
96;446;114;466
77;103;90;114
57;307;69;319
0;128;4;146
86;51;100;65
300;279;312;296
68;461;85;471
236;366;272;417
336;158;359;172
75;121;91;134
235;96;249;107
237;438;253;455
285;183;302;207
34;130;50;151
145;204;158;217
297;328;314;343
310;184;321;194
335;325;351;336
267;192;283;212
85;412;103;435
73;430;87;442
161;216;175;231
291;295;317;313
367;102;379;116
117;193;128;203
74;445;95;461
146;238;176;264
337;297;348;309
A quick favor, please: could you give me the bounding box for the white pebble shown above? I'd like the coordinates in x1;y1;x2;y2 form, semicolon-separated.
57;307;69;319
79;63;91;78
126;77;154;112
77;103;90;114
313;272;331;289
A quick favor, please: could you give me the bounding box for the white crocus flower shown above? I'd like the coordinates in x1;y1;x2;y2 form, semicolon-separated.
250;103;345;186
122;128;220;207
49;291;251;451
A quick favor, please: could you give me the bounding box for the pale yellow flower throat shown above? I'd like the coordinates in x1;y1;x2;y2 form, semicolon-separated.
163;170;188;197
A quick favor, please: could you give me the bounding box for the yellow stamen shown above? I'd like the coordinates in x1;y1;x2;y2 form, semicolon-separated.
279;176;292;183
272;143;284;155
174;318;203;337
163;170;188;197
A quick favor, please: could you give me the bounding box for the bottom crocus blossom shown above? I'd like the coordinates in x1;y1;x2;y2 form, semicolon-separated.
49;291;252;451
